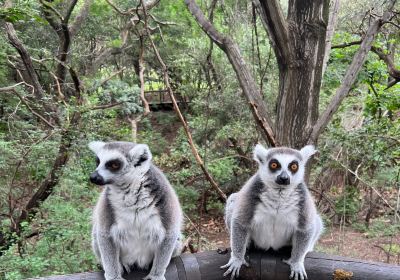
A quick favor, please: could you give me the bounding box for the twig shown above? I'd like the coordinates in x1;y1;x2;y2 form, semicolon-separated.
0;86;55;129
138;37;150;116
90;102;124;110
141;0;226;201
330;155;400;220
98;67;127;88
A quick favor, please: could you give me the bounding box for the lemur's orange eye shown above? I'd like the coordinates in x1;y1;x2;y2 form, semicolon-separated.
106;159;122;172
290;163;298;172
269;160;280;170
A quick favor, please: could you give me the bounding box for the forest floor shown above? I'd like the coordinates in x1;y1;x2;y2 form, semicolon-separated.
191;215;400;265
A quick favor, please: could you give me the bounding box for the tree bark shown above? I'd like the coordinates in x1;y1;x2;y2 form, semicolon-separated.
31;249;400;280
256;0;329;148
322;0;340;77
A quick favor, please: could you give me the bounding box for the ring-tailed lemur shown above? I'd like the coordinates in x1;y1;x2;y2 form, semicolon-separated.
222;144;323;280
89;141;183;280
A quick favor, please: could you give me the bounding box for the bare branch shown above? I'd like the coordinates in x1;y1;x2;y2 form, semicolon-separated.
252;0;290;65
4;23;46;100
371;46;400;81
98;67;127;88
310;0;397;143
0;85;55;129
331;40;362;49
105;0;160;15
90;102;124;110
185;0;277;146
322;0;341;76
330;155;400;221
0;82;24;93
64;0;79;24
138;38;150;116
143;0;227;201
148;14;177;26
70;0;94;36
39;0;64;22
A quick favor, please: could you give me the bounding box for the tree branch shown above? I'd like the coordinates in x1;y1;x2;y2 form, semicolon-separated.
252;0;291;65
4;23;46;100
0;84;55;129
4;20;60;125
322;0;341;76
138;37;150;116
370;46;400;81
64;0;79;24
90;102;124;110
331;40;362;49
142;0;227;201
70;0;93;37
185;0;277;146
40;0;78;86
310;0;397;143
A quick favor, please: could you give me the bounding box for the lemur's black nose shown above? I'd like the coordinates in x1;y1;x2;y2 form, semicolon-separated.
90;171;105;185
276;171;290;185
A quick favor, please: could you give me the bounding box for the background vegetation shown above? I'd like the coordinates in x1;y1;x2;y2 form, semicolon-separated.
0;0;399;279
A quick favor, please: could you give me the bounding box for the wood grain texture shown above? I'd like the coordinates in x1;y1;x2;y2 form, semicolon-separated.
30;248;400;280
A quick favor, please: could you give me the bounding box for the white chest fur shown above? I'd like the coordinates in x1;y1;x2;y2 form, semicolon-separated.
108;184;165;269
250;191;299;250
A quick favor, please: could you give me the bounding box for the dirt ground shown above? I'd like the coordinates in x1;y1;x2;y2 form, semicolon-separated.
189;216;400;266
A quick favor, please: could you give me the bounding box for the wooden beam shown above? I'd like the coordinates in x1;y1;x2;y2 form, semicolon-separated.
32;248;400;280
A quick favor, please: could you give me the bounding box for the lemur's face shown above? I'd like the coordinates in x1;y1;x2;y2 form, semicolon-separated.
88;141;152;187
254;144;316;188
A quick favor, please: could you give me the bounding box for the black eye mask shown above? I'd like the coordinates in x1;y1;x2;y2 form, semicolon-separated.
268;159;281;172
288;161;299;174
105;159;123;172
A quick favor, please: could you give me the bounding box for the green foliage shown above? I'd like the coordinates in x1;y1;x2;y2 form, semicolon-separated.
353;217;400;238
0;153;99;280
334;186;361;222
94;80;142;116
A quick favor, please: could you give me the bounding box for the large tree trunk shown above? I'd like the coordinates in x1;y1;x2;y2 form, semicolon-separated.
187;0;396;149
257;0;329;148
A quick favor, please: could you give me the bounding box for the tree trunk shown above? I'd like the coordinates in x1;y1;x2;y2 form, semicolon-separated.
270;0;329;148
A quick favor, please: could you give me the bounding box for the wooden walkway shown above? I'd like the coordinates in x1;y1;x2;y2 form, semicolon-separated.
145;90;188;110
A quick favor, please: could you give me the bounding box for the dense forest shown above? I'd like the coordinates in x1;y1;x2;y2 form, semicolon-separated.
0;0;399;279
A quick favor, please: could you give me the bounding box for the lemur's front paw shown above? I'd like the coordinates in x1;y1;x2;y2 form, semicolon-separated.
283;259;307;280
143;274;165;280
220;256;249;279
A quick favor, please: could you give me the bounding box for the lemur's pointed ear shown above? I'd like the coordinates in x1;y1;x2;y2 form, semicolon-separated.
88;141;105;154
253;144;269;165
128;144;152;167
300;145;317;162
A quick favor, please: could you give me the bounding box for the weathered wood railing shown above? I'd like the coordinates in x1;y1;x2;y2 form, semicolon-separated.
33;247;400;280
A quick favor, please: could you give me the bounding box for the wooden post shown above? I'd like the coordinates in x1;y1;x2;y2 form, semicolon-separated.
30;248;400;280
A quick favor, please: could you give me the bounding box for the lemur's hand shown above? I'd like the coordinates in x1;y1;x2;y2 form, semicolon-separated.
143;274;165;280
221;256;249;279
283;258;308;280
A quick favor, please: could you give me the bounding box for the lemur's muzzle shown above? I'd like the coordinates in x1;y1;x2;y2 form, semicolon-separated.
90;171;106;185
276;171;290;185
